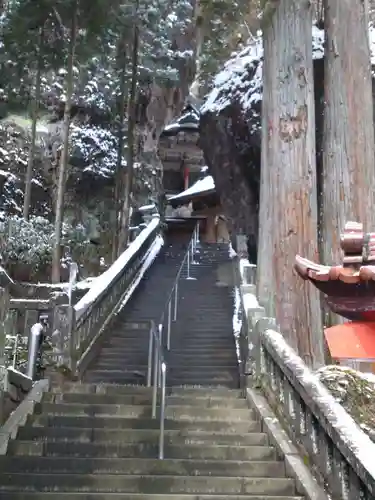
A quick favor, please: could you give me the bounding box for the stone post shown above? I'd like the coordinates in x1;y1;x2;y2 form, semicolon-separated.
47;292;76;387
0;266;14;423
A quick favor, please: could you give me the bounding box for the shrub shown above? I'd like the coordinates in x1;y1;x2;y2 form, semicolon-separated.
0;215;91;280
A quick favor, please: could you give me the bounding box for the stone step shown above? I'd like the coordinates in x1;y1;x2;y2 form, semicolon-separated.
84;374;146;385
30;415;259;433
84;372;239;386
93;361;239;373
168;376;240;387
9;440;275;461
48;383;242;398
169;386;243;397
16;427;267;445
43;393;247;408
0;474;296;495
163;350;239;358
97;350;237;362
0;494;303;500
37;403;254;421
166;369;240;378
168;340;236;346
109;331;233;339
81;362;150;372
0;457;283;477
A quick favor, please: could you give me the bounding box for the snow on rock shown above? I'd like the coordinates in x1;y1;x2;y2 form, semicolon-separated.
74;216;161;320
263;328;375;475
201;34;263;116
70;123;118;178
317;365;375;441
202;23;374;124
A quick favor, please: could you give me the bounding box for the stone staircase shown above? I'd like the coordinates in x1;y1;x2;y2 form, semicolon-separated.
84;243;186;385
85;242;239;388
0;384;303;499
0;241;304;499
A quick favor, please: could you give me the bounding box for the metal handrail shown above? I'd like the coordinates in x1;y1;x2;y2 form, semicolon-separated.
147;223;200;459
26;322;45;379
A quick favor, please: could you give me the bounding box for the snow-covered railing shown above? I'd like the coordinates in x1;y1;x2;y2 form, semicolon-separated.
8;298;51;334
237;261;375;500
50;216;162;375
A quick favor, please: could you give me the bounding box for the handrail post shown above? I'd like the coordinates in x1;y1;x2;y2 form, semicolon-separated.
173;282;178;321
159;362;166;460
12;334;19;368
158;324;163;388
27;323;44;380
186;245;191;279
147;322;154;387
167;301;172;350
151;324;159;419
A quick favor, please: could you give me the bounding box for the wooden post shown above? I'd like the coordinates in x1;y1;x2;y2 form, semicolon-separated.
0;266;14;423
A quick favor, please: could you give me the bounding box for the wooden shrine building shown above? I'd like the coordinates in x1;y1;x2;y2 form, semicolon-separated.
159;104;230;244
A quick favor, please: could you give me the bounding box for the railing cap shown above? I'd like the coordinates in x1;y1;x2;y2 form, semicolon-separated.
74;216;160;322
0;266;14;287
261;328;375;488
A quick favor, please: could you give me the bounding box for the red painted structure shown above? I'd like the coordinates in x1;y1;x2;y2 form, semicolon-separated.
295;222;375;365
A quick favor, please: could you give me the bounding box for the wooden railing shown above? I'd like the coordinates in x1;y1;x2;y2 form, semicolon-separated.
236;259;375;500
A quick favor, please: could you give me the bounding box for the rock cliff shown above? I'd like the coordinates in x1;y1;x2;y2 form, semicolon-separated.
199;25;371;260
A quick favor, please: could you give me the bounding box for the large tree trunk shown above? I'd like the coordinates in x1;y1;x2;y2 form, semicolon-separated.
322;0;375;264
117;11;139;255
189;0;203;98
23;28;43;220
112;31;128;262
257;0;324;368
52;3;78;283
256;11;273;313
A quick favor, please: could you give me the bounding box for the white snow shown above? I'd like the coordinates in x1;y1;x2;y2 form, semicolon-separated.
74;216;160;320
168;176;215;202
138;204;156;212
228;242;237;259
118;234;164;312
262;328;375;475
202;22;374;119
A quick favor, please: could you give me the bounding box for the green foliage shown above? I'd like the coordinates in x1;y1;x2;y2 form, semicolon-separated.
0;215;90;277
199;0;261;89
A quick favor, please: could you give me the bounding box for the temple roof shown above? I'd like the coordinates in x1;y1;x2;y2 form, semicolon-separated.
295;255;375;284
160;104;200;138
168;175;215;207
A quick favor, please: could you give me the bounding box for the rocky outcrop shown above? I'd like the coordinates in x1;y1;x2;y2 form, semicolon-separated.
136;23;197;196
199;100;260;260
198;26;339;261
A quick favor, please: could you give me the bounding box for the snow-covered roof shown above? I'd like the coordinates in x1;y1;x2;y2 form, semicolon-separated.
201;23;375;127
168;175;215;204
161;103;200;137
